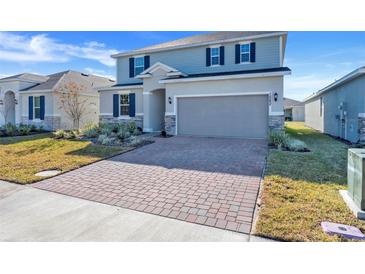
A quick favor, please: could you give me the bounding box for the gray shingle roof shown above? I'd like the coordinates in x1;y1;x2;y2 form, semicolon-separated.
284;97;304;109
0;73;48;83
20;70;115;93
113;31;286;57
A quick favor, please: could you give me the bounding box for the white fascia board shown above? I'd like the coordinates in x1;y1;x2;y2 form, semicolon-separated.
19;89;53;94
159;70;291;84
98;85;143;92
303;67;365;103
0;78;45;84
112;32;288;58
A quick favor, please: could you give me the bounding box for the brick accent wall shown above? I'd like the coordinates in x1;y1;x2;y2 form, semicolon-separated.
99;115;144;130
21;116;61;131
268;115;284;130
165;114;176;135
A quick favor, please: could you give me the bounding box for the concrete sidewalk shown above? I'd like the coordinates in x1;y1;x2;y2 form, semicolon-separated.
0;181;273;241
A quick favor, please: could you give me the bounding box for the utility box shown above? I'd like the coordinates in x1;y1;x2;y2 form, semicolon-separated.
348;149;365;210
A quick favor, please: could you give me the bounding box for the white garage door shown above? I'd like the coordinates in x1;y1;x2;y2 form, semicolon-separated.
177;95;268;138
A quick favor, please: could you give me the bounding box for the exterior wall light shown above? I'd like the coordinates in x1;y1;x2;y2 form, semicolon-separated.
168;96;172;104
0;100;3;105
14;99;18;105
274;92;278;102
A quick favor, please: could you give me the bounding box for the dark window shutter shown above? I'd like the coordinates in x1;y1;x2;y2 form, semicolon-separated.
206;48;211;67
129;93;135;117
113;94;119;117
40;96;45;120
129;57;135;78
219;46;225;65
235;44;240;64
28;96;33;120
250;42;256;62
144;55;150;70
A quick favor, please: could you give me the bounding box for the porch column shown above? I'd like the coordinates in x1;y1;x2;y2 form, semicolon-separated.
142;91;153;132
15;93;21;125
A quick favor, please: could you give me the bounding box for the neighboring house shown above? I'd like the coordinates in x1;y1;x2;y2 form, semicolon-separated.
284;97;305;121
99;31;291;139
0;71;114;131
304;66;365;143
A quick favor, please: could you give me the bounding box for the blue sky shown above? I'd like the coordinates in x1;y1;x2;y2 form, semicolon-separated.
0;31;364;101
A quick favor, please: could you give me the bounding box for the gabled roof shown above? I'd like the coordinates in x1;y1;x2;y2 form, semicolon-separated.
303;66;365;102
20;70;115;93
0;73;48;83
284;97;304;109
135;62;187;79
112;31;287;58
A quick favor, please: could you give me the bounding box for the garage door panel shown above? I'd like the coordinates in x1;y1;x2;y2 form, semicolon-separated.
177;95;268;138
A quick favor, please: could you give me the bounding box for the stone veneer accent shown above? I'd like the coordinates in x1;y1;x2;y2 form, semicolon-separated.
21;116;61;131
358;114;365;143
99;115;143;130
268;115;284;130
164;115;176;135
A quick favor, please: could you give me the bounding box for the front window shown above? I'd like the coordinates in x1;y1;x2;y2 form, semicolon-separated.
211;47;220;66
34;96;41;119
240;44;250;63
134;57;145;76
120;94;129;116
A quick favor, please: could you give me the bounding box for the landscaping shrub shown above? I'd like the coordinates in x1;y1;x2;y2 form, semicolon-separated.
80;123;99;138
53;129;66;139
286;138;310;152
5;123;17;136
268;130;290;149
97;134;116;146
18;124;32;135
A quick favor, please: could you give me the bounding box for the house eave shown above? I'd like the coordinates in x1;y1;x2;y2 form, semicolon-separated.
303;67;365;102
159;70;291;84
112;32;288;58
98;84;143;92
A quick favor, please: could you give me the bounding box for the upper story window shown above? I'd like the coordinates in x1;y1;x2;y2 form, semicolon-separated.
240;44;250;63
34;96;41;119
120;94;129;116
211;47;220;66
134;57;145;76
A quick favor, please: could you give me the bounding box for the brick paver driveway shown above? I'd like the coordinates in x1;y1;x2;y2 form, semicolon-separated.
34;136;267;234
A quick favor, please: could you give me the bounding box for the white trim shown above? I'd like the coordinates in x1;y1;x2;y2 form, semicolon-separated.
165;112;175;116
98;85;143;91
136;62;187;79
269;111;284;116
143;127;153;132
118;116;131;120
280;39;283;66
135;112;144;116
112;32;288;58
0;78;46;84
100;112;113;116
19;89;53;94
143;91;152;95
159;70;291;84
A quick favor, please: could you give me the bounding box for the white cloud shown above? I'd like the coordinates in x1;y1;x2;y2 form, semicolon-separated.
285;74;335;101
0;32;119;66
84;67;115;80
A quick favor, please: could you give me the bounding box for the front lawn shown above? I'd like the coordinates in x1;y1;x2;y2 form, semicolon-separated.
0;133;129;184
255;122;365;241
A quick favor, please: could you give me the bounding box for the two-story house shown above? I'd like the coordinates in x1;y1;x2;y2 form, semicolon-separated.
99;31;291;138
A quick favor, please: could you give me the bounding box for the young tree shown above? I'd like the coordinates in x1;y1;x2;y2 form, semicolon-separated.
56;82;95;129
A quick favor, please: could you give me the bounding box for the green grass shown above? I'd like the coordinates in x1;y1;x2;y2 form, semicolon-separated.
255;122;365;241
0;133;130;184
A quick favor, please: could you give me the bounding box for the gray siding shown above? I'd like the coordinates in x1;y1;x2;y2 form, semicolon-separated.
116;36;281;84
305;75;365;143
